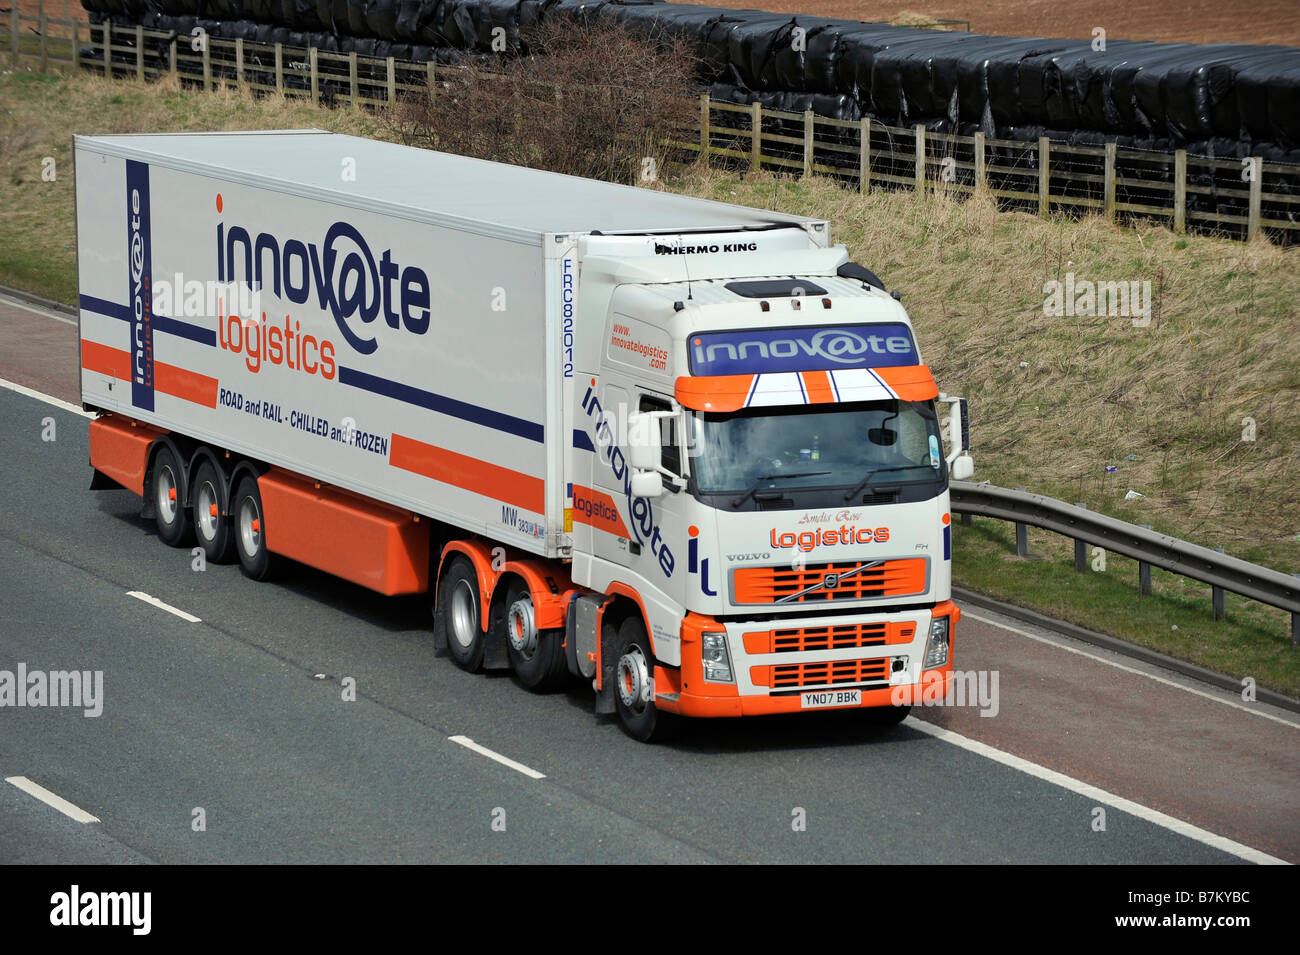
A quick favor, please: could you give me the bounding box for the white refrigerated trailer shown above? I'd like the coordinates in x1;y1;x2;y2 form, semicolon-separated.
76;130;971;739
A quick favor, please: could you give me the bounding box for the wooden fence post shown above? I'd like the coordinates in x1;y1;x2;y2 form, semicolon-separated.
1247;157;1262;240
1104;141;1117;221
914;124;926;193
858;117;871;195
426;60;435;103
386;55;395;103
73;21;80;72
348;51;358;107
235;37;244;90
134;24;143;80
803;109;814;176
201;37;211;91
310;46;319;105
169;35;177;80
274;41;283;94
699;92;710;161
1038;136;1050;217
750;101;762;171
1173;149;1187;234
102;19;111;78
973;131;985;190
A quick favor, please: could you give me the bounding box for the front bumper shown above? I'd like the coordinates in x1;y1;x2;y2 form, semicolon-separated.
653;600;959;718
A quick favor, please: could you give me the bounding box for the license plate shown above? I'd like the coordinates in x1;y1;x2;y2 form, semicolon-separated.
800;689;862;709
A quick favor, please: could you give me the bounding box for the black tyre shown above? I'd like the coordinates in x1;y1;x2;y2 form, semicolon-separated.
863;703;912;727
191;459;234;564
232;474;278;581
440;556;484;672
151;444;193;547
502;580;567;691
613;617;680;742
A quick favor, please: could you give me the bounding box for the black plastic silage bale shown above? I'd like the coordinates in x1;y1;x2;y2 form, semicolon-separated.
1235;49;1300;146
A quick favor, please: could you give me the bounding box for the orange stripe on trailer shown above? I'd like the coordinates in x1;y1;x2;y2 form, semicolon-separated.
390;433;544;514
87;415;167;496
258;468;429;596
81;340;132;381
872;365;939;402
156;361;219;408
801;370;836;404
674;374;756;413
80;341;219;408
571;484;631;538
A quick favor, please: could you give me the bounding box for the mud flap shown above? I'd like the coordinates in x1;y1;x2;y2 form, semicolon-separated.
595;621;618;715
482;594;511;671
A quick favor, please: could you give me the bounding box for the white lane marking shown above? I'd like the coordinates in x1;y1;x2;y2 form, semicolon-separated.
449;736;546;780
0;293;78;325
906;719;1287;865
5;776;101;824
963;609;1300;729
126;591;202;623
0;376;93;419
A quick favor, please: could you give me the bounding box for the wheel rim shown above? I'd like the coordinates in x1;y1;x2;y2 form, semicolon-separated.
450;579;478;649
197;480;219;542
156;464;178;524
616;644;652;713
507;597;537;658
238;495;261;557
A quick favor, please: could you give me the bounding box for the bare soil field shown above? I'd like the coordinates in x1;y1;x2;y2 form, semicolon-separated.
9;0;1300;46
679;0;1300;47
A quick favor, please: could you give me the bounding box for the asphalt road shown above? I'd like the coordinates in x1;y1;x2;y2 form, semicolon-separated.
1;292;1296;864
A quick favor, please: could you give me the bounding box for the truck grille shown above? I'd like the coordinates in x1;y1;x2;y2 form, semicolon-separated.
730;558;927;605
751;657;892;690
743;621;916;654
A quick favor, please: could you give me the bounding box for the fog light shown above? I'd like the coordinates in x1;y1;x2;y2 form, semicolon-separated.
924;617;950;669
702;631;734;683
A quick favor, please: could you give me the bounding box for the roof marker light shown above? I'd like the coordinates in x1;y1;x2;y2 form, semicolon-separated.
760;301;770;312
822;298;832;309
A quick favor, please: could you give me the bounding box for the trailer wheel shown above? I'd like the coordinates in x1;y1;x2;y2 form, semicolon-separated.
232;475;278;581
151;445;192;547
192;459;234;564
502;580;567;691
441;556;484;672
614;617;680;742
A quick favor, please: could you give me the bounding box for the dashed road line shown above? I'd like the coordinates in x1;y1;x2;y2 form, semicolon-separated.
6;776;101;824
449;736;546;780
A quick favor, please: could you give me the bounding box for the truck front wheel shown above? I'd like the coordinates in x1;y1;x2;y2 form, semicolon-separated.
441;556;484;672
614;618;679;742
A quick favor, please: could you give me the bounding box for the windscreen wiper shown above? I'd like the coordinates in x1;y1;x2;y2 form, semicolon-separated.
731;471;830;509
842;464;929;502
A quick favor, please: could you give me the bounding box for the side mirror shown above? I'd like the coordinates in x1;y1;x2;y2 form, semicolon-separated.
627;412;662;472
951;454;974;481
630;470;663;499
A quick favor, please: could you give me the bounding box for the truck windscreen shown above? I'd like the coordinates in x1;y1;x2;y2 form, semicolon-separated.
690;400;943;500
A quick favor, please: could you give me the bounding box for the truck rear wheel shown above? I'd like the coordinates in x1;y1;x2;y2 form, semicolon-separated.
502;580;567;691
192;459;234;564
614;617;680;742
441;556;484;672
151;445;192;547
232;475;278;581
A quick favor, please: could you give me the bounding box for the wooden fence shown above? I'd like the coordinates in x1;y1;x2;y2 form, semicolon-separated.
4;7;1297;244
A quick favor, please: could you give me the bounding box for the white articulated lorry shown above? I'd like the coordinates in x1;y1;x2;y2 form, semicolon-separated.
75;130;973;740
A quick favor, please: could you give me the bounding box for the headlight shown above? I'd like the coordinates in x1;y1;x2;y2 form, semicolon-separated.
923;617;950;669
702;631;734;683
